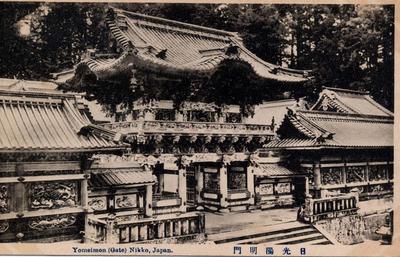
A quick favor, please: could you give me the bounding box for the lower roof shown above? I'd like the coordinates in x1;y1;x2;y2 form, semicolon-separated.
89;168;156;188
254;163;300;177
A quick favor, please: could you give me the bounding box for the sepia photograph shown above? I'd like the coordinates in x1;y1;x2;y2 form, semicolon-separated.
0;1;396;255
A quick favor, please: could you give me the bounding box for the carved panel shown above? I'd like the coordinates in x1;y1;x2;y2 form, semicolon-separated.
228;167;247;190
0;221;9;233
30;181;78;210
275;183;291;194
346;166;366;183
0;185;10;213
203;169;220;193
258;184;274;195
115;194;137;209
321;167;343;185
28;214;77;231
369;165;387;181
88;197;107;211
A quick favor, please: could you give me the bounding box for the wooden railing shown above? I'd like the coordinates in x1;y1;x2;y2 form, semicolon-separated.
303;193;359;223
117;212;205;243
101;120;273;136
86;212;205;244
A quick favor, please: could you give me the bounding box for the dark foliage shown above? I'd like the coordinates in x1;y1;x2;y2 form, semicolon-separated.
0;3;394;113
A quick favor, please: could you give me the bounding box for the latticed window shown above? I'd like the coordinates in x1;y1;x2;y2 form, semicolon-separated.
346;166;366;183
368;165;387;181
321;167;343;185
228;166;247;190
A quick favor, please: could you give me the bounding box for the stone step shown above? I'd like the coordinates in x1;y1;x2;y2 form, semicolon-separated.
308;238;333;245
211;222;311;244
275;234;326;245
239;228;318;244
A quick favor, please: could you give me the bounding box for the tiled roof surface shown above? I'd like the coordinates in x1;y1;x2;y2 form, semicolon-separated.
0;81;125;152
311;87;393;117
254;163;298;177
246;99;297;126
267;110;393;149
82;8;310;83
89;168;156;187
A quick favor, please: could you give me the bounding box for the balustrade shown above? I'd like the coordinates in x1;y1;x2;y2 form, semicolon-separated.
86;212;205;243
303;193;359;223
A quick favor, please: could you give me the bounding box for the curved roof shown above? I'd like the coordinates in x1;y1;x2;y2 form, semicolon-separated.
265;87;393;149
266;110;393;149
0;79;127;152
77;7;311;83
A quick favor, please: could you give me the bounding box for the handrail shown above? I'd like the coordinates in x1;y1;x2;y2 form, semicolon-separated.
117;212;201;226
302;193;359;223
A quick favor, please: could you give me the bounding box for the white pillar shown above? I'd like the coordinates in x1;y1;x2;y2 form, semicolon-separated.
178;167;187;213
196;165;204;206
145;185;153;217
247;165;255;206
219;164;229;212
305;176;310;195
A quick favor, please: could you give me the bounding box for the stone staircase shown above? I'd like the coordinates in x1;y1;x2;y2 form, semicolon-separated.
208;221;333;245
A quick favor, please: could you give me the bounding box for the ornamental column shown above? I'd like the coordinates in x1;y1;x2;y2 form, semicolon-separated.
196;165;204;209
178;156;191;213
248;154;259;207
81;172;92;243
314;162;322;198
219;155;230;213
145;184;153;217
247;164;255;206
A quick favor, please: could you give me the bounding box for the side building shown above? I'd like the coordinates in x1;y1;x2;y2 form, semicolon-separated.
263;87;394;222
0;78;127;242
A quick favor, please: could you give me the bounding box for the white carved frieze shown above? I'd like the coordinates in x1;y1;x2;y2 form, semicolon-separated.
88;197;107;211
28;214;77;231
30;182;78;210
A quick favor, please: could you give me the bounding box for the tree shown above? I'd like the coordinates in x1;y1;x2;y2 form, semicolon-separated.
0;3;394;112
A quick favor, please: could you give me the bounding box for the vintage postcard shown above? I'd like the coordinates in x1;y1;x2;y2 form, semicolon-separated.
0;0;398;256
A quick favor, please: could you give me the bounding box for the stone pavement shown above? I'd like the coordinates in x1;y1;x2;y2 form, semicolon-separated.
205;207;298;235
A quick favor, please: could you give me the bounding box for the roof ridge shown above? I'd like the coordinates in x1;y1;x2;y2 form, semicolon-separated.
322;86;369;95
111;7;238;38
297;109;394;121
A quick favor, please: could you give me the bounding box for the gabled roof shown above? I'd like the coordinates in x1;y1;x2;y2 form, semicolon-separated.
75;8;310;83
266;109;393;149
311;87;393;117
0;79;127;153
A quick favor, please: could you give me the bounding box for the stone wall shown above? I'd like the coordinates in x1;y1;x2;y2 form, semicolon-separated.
317;212;389;245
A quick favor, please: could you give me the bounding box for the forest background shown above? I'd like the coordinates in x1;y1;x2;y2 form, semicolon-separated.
0;3;394;111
